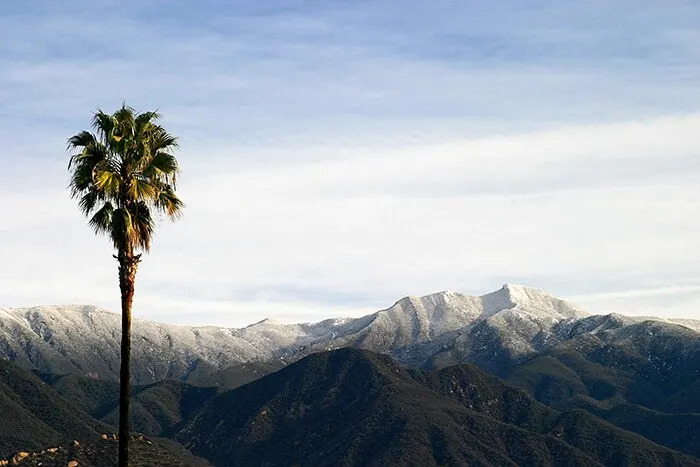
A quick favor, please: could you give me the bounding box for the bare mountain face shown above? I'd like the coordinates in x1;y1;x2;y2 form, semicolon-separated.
0;284;698;388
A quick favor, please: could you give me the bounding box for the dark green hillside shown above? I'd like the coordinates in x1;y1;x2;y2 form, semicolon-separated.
41;373;222;437
412;362;700;466
562;400;700;459
185;360;286;388
0;359;109;457
408;363;554;431
663;378;700;413
175;348;594;466
174;348;698;467
38;372;121;416
99;380;221;436
505;322;700;412
506;348;628;406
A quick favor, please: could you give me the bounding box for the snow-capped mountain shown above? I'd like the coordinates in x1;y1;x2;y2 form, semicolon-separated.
0;284;697;385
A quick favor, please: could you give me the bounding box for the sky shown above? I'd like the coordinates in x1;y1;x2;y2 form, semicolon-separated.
1;0;699;326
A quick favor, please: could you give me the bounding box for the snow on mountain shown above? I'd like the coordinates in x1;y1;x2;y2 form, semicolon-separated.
0;284;695;385
669;318;700;332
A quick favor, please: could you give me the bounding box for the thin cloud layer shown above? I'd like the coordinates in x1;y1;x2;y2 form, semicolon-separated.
0;1;699;325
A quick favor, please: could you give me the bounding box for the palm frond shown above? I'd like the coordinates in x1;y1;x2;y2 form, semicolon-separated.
94;168;121;196
131;202;155;251
68;161;95;197
155;185;185;219
129;177;157;201
151;127;178;151
135;111;160;136
67;131;97;151
78;190;101;215
146;152;180;179
113;105;136;139
88;202;114;235
91;110;115;141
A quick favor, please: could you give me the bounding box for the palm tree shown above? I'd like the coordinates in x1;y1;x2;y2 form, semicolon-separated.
67;104;184;466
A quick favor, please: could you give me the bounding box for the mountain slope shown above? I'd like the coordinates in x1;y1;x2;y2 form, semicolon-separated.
99;380;221;437
0;358;109;458
38;373;221;438
2;436;210;467
0;284;594;385
506;317;700;411
174;349;698;467
567;401;700;459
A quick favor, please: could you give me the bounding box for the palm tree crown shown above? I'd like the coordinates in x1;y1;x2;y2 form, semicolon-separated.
67;104;184;253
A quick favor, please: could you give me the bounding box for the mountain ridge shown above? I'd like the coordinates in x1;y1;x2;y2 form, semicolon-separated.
6;283;697;329
1;284;697;387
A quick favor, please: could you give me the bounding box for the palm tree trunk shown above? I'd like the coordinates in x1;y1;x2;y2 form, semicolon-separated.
117;252;140;467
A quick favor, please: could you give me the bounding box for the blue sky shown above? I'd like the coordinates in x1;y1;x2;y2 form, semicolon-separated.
1;1;699;325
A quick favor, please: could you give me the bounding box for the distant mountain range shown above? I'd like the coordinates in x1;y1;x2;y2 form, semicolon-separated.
2;284;697;387
2;284;700;465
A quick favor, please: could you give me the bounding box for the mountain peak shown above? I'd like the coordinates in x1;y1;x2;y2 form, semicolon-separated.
480;283;586;319
370;285;586;351
249;318;282;326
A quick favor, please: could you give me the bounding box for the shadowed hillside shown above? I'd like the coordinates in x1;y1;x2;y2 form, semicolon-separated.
174;348;699;467
0;358;109;458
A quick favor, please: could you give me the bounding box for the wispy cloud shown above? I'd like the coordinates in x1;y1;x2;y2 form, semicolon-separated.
1;1;699;325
